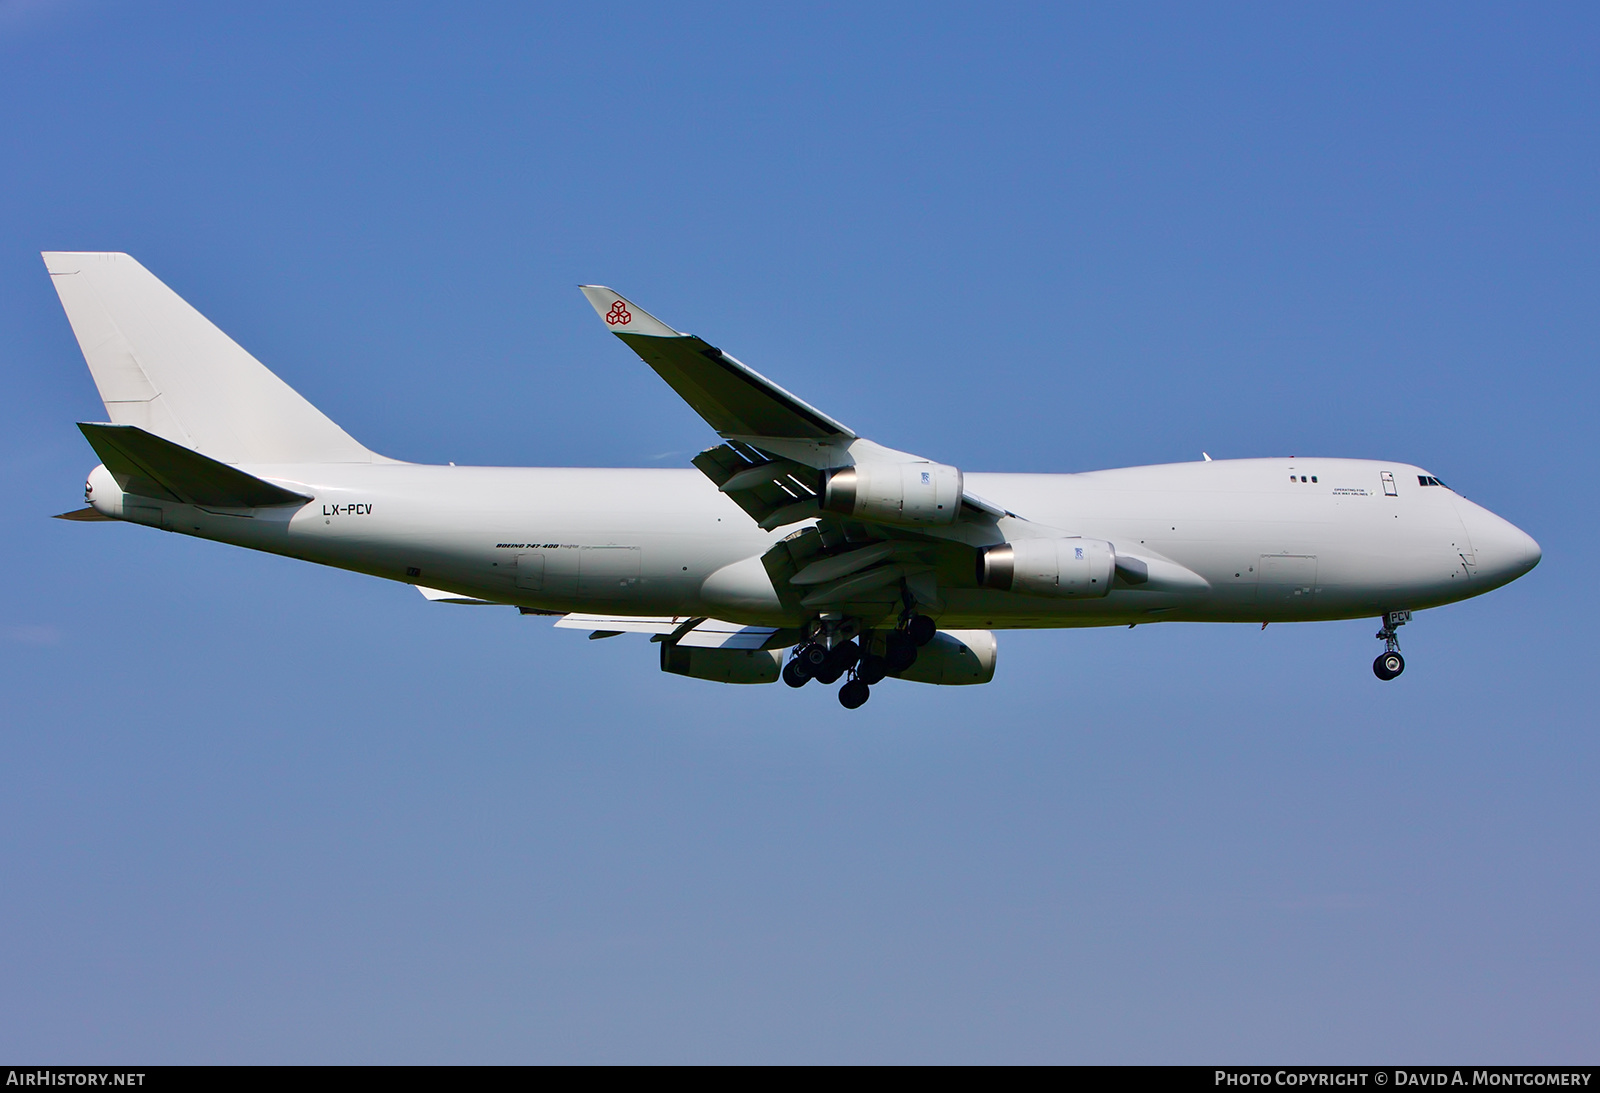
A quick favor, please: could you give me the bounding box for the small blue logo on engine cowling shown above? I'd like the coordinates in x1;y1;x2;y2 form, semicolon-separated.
1075;547;1084;560
921;471;930;484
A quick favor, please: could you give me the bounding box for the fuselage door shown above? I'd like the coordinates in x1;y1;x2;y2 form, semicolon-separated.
516;548;581;596
1450;511;1477;576
1381;471;1398;497
579;545;642;598
1258;554;1318;607
514;551;544;590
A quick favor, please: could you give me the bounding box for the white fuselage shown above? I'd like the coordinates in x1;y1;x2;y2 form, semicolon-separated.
84;455;1541;630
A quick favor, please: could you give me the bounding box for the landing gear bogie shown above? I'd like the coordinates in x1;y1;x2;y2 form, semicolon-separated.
788;606;943;709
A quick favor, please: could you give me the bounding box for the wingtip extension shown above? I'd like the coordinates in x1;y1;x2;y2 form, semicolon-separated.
577;285;681;337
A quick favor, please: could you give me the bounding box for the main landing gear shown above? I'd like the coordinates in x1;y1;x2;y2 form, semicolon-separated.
784;611;938;709
1372;610;1410;681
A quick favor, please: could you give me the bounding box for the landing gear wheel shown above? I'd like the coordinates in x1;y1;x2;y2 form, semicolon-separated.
857;653;888;685
906;614;937;647
829;641;860;674
782;659;811;688
1373;652;1405;681
884;631;917;673
839;678;870;709
802;643;829;669
814;641;858;685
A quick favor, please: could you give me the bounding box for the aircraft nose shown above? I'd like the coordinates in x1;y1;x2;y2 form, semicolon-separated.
1457;498;1541;585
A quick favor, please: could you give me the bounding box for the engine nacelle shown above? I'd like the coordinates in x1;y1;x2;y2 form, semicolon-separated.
661;643;783;685
977;538;1115;598
822;462;963;527
891;629;997;686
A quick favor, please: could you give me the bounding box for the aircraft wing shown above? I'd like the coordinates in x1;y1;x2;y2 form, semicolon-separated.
578;287;854;441
579;287;1010;535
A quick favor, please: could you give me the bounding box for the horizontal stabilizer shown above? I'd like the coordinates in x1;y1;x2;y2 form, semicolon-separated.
79;422;311;508
579;286;855;440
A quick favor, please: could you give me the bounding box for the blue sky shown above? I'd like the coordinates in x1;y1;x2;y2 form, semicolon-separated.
1;1;1595;1063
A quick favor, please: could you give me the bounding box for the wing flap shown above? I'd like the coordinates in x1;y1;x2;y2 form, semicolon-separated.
674;620;782;649
552;613;690;635
552;613;791;650
692;442;824;529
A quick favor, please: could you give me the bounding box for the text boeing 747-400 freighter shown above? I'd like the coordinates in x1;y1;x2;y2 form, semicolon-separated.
45;252;1540;708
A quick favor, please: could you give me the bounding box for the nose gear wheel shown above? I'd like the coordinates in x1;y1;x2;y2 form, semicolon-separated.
1372;610;1410;681
1373;651;1405;680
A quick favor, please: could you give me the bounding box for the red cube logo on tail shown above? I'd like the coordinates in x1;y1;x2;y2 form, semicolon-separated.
605;301;632;326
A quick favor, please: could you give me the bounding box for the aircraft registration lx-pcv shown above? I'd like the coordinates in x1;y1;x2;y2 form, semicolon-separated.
45;253;1541;708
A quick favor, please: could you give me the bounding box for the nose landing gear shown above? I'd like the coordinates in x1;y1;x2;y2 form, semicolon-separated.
1373;610;1410;680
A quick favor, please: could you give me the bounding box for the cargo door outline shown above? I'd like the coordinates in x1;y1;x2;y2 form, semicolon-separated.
517;548;581;596
579;545;641;597
514;551;545;590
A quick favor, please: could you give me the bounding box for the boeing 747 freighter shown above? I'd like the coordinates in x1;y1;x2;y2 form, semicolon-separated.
45;253;1540;708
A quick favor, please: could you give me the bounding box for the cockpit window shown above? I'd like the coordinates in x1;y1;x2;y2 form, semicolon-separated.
1417;475;1448;488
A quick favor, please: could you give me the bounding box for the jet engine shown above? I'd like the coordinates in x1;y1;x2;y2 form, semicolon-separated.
822;462;963;527
977;538;1115;598
890;629;997;685
661;644;784;684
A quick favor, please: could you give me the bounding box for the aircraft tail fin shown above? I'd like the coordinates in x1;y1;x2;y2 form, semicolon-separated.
43;252;383;465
